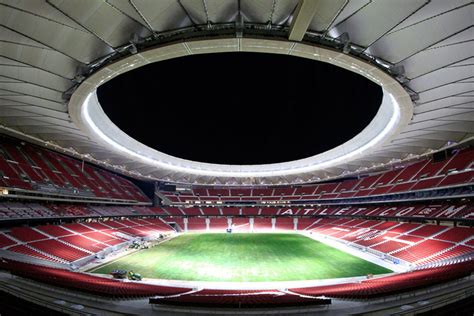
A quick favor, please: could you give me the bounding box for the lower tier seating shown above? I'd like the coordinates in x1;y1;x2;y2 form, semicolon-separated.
0;259;191;298
209;217;228;230
0;233;16;248
8;227;48;242
152;290;330;307
29;239;90;262
186;217;207;231
8;245;60;262
2;217;472;267
435;227;474;242
416;245;473;265
60;235;108;253
138;262;474;305
2;218;174;263
36;225;73;237
304;218;473;265
275;217;294;230
82;231;125;246
290;260;474;299
253;218;273;230
0;259;471;302
231;218;250;232
390;240;453;262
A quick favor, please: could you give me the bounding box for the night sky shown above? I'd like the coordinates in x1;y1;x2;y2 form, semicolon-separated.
98;52;382;165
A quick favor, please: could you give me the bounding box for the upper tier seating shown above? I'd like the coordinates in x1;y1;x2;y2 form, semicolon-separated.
241;207;260;216
0;137;149;203
0;202;179;221
118;203;472;221
180;207;202;216
200;207;222;216
136;202;473;222
256;203;473;220
162;148;473;204
0;202;55;220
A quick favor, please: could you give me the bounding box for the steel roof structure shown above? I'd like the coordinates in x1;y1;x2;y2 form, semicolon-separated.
0;0;472;185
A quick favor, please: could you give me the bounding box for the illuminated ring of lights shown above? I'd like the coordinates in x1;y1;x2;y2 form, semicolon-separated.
69;38;413;181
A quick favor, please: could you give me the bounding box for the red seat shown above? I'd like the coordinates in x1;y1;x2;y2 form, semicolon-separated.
9;227;48;242
290;261;474;299
152;289;329;307
187;218;207;231
0;259;191;298
435;227;474;243
29;239;90;262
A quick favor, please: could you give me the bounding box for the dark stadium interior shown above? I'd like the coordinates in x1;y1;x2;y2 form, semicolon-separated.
98;52;382;164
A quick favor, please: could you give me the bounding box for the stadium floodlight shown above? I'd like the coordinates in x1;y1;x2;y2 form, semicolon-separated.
405;86;420;102
62;87;76;101
128;43;138;54
389;64;405;76
336;32;351;54
73;65;89;83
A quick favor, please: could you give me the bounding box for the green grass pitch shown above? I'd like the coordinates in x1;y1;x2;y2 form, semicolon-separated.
90;233;392;282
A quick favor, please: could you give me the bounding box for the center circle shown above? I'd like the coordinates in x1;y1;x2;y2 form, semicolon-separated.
98;52;382;165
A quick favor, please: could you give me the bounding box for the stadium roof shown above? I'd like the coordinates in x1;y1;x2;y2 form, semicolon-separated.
0;0;472;185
